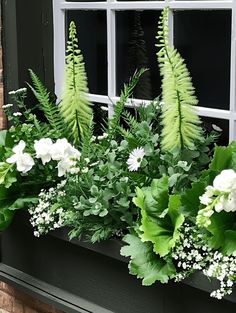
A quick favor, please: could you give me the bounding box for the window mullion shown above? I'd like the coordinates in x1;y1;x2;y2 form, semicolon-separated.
107;8;116;117
53;0;65;100
229;3;236;141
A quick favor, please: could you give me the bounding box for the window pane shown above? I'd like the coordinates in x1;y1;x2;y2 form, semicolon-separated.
116;11;162;100
66;11;107;95
92;103;108;135
201;116;229;146
174;10;231;110
66;0;105;2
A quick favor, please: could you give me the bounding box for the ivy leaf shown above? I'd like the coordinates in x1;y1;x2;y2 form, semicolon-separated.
0;163;17;188
121;234;176;285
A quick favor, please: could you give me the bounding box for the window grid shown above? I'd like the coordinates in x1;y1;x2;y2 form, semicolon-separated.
53;0;236;141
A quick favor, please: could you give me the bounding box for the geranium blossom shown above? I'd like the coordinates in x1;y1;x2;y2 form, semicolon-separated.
127;147;145;172
197;169;236;228
34;138;53;165
6;140;34;173
213;169;236;193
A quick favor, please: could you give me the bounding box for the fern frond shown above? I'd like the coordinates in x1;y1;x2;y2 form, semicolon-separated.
122;109;140;133
156;7;202;151
28;69;66;137
59;21;92;143
108;68;146;138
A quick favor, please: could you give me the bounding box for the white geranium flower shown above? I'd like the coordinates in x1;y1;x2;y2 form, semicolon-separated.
50;138;71;160
6;140;34;173
34;138;53;165
213;169;236;193
199;186;214;205
57;158;77;177
127;147;145;172
50;138;81;161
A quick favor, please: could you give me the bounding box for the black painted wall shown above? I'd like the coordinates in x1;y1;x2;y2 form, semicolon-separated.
2;0;54;103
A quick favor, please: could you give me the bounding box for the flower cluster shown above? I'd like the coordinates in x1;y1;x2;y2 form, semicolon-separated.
197;169;236;227
6;140;35;173
34;138;81;177
203;251;236;299
6;138;81;177
29;180;67;236
172;223;236;300
172;223;212;281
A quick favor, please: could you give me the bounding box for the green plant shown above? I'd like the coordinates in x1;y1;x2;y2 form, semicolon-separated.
156;7;202;151
59;21;92;143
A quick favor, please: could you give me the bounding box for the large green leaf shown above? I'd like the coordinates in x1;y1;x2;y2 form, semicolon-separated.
207;211;236;253
222;230;236;255
0;207;14;230
135;177;184;257
0;163;17;188
133;176;169;220
121;234;176;285
181;181;206;218
208;146;232;173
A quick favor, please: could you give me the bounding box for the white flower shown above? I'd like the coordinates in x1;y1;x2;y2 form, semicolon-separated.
57;158;77;177
50;138;81;161
212;124;222;132
2;104;13;109
50;139;71;160
100;106;108;111
13;112;22;117
199;186;214;205
6;140;34;173
127;147;145;171
34;138;53;165
213;169;236;193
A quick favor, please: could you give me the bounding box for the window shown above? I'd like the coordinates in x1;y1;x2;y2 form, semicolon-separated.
53;0;236;143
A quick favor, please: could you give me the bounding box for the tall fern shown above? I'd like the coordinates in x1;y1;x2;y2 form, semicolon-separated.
59;21;92;143
156;7;202;151
108;68;146;138
28;69;66;136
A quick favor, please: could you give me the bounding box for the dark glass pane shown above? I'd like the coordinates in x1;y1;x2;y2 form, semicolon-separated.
174;10;231;110
66;0;105;2
201;116;229;146
116;11;162;100
93;103;108;135
66;11;107;95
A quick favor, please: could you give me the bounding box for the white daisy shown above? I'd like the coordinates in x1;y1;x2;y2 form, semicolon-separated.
127;147;145;172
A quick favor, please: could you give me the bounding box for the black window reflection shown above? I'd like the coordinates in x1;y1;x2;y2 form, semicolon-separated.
116;11;162;100
66;11;107;95
174;10;231;110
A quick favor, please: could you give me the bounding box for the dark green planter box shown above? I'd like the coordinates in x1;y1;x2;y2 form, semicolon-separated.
0;211;235;313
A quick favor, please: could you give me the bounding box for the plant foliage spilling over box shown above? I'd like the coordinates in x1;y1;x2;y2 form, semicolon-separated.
1;7;236;300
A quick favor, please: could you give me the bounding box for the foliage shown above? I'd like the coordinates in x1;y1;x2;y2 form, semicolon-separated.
157;7;202;151
121;234;176;285
59;21;92;143
2;12;236;302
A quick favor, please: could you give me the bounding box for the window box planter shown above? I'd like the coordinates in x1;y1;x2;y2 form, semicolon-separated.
0;211;235;313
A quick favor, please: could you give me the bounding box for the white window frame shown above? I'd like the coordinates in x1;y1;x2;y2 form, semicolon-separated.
53;0;236;141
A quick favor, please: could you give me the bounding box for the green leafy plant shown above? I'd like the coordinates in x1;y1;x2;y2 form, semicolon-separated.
59;21;92;143
156;7;202;151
